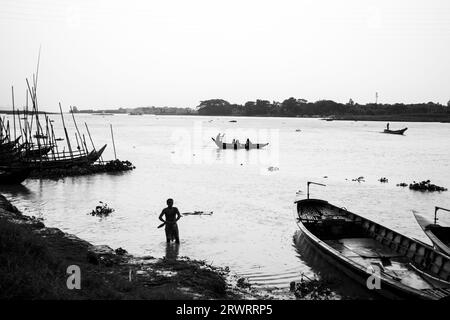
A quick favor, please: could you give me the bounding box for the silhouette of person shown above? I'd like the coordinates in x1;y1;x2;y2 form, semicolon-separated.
386;123;390;130
159;198;181;243
245;138;250;150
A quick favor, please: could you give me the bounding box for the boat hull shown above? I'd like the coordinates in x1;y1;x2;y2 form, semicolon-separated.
294;199;450;300
211;138;268;150
414;213;450;257
383;128;408;135
0;166;31;184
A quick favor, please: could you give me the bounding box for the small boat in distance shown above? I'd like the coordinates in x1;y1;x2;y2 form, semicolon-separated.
294;191;450;300
414;208;450;257
383;128;408;135
211;133;269;150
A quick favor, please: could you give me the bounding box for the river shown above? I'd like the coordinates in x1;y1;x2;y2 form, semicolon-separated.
1;114;449;298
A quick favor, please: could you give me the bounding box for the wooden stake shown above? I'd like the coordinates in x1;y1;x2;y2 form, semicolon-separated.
110;124;117;160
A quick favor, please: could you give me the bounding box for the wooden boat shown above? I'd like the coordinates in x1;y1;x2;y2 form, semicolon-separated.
22;145;54;158
0;166;31;184
414;211;450;257
211;134;269;150
383;128;408;135
24;144;107;169
294;198;450;300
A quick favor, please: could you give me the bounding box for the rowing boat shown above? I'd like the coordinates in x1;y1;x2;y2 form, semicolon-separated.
414;211;450;257
294;198;450;300
383;128;408;135
211;134;268;150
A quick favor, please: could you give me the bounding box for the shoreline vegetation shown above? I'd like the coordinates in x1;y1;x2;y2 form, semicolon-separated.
0;194;267;300
67;98;450;123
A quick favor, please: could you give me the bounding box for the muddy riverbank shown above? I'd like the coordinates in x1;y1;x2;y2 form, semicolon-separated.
0;194;268;300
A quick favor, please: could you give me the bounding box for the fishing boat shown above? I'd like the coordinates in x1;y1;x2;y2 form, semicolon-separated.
294;193;450;299
383;128;408;135
211;133;269;150
22;145;54;158
0;166;31;184
24;144;107;169
414;208;450;257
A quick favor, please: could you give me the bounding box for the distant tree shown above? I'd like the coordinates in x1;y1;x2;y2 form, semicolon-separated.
347;98;354;106
447;100;450;107
196;99;232;115
72;106;79;113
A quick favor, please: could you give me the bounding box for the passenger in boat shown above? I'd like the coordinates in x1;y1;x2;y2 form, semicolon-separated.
159;198;181;243
245;138;250;149
386;123;390;130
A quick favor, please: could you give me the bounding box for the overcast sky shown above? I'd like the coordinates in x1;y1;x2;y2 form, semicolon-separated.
1;0;449;111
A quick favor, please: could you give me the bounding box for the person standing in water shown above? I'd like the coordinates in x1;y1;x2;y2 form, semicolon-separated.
159;198;181;243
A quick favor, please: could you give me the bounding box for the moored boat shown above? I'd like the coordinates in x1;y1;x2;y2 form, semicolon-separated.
294;197;450;300
23;144;107;169
211;133;269;150
414;209;450;257
0;166;31;184
383;128;408;135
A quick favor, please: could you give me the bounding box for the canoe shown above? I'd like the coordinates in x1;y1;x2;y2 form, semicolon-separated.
211;134;268;150
414;212;450;257
383;128;408;135
294;198;450;300
0;166;31;184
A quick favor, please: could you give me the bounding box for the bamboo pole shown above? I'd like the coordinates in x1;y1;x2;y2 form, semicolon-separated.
59;103;73;158
11;86;16;141
70;106;86;154
84;122;103;163
110;124;117;160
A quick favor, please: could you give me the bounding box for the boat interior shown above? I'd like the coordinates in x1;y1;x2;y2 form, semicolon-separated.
428;225;450;247
297;200;450;299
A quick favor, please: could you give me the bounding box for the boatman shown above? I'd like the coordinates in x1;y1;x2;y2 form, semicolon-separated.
386;122;390;130
159;198;181;243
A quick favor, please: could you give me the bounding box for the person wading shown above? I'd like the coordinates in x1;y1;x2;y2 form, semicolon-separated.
159;198;181;243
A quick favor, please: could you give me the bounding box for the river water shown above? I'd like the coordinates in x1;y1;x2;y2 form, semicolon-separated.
1;114;449;298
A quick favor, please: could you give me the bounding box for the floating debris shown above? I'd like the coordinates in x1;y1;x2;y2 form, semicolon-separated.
182;211;213;216
397;182;408;187
379;177;388;183
409;180;447;192
229;120;237;123
115;247;128;255
237;277;251;288
352;176;365;182
290;274;336;300
268;166;279;172
89;201;115;217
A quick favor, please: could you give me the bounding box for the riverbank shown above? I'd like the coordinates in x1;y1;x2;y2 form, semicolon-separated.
330;113;450;123
0;194;266;299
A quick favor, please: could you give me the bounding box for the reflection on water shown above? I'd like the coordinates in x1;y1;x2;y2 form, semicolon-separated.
2;115;450;298
165;243;180;261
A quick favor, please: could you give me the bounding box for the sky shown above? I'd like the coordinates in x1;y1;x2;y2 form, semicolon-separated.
1;0;450;111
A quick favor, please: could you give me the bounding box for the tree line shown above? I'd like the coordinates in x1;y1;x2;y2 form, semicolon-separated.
196;98;450;117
